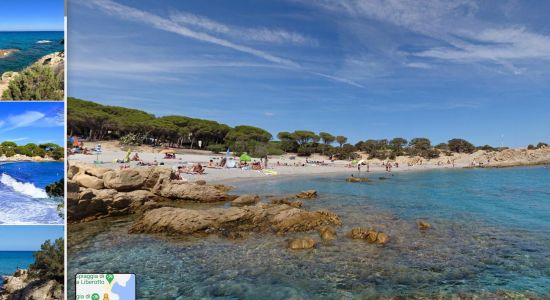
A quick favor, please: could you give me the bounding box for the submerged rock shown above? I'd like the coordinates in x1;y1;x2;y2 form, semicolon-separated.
296;190;317;199
319;226;337;240
231;194;260;206
271;198;302;208
348;227;389;245
129;204;341;236
346;176;369;183
418;220;431;230
288;238;316;250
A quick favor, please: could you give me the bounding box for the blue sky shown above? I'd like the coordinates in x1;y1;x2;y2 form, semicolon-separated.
0;226;63;251
0;103;64;146
69;0;550;147
0;0;64;31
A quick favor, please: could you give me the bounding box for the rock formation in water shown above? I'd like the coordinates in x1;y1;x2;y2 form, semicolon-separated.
346;176;369;182
348;227;390;245
296;190;318;199
129;203;342;237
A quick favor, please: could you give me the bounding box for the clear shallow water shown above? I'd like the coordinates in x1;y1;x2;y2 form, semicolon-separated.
0;31;64;73
0;162;64;224
0;251;34;287
68;167;550;299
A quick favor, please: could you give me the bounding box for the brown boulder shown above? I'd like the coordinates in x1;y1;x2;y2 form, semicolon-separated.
296;190;317;199
271;198;302;208
153;181;236;202
319;226;337;240
288;238;316;250
346;176;369;183
129;204;341;236
348;227;389;245
231;194;260;206
68;188;158;222
103;169;145;191
84;165;112;178
376;232;390;245
73;173;104;189
418;220;431;230
67;164;80;180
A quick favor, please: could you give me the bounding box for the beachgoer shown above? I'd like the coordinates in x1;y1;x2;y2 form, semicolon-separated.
193;163;204;174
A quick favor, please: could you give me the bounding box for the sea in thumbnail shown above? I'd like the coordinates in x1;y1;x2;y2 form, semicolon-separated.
0;251;33;282
0;162;64;224
68;167;550;298
0;31;63;74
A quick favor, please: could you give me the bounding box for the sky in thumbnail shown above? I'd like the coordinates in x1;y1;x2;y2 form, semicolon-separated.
0;0;64;31
69;0;550;147
0;226;63;251
0;102;64;146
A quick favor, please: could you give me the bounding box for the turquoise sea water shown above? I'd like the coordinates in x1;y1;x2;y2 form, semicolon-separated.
0;251;34;287
0;31;64;74
0;162;64;224
68;167;550;298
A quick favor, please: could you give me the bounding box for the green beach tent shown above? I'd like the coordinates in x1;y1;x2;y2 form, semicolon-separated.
240;153;252;162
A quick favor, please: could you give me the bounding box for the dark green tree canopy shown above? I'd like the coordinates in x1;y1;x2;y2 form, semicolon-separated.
448;138;475;153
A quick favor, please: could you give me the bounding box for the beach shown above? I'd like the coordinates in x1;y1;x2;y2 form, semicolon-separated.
68;140;550;183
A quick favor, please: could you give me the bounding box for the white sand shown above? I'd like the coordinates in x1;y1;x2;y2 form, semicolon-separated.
68;142;471;184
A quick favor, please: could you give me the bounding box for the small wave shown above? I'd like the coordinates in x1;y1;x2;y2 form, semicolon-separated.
36;40;52;44
0;173;48;198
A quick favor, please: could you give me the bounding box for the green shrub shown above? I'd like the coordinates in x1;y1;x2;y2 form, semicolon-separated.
2;64;63;100
46;178;64;197
119;133;141;146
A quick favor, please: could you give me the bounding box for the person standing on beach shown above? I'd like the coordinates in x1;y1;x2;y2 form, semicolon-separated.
367;163;370;172
358;164;361;173
264;155;268;168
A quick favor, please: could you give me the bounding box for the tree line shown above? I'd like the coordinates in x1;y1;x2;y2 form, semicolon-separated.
68;98;545;159
0;141;64;160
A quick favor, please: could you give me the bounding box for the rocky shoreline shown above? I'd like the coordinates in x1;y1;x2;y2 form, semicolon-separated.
68;162;396;249
0;51;64;100
0;269;62;300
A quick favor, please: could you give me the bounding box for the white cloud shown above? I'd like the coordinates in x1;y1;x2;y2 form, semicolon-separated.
7;111;45;129
0;111;62;133
302;0;550;73
170;12;317;46
263;112;275;116
87;0;299;68
415;27;550;61
81;0;362;87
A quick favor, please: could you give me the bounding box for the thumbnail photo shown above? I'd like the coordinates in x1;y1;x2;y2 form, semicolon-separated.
0;225;64;300
0;0;64;101
0;103;64;224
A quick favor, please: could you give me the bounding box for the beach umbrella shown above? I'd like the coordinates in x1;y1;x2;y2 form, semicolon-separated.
239;153;252;162
351;159;358;164
358;159;365;165
226;148;231;158
160;149;175;154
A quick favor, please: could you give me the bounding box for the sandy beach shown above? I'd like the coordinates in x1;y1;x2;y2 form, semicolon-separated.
68;140;550;183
